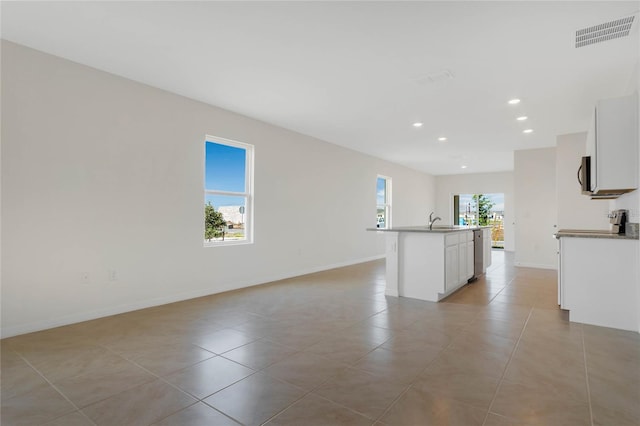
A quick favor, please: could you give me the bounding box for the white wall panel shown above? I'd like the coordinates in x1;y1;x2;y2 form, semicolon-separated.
514;148;557;269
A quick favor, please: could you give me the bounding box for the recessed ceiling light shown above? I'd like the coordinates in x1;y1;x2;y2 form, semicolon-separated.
461;165;468;169
516;116;528;121
508;99;521;105
413;122;423;128
438;137;447;142
523;129;533;134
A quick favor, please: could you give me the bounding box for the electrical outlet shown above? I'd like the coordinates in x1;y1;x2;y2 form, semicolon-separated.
81;272;90;284
108;269;117;282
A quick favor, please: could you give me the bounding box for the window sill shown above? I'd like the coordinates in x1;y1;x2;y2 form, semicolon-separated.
204;240;253;248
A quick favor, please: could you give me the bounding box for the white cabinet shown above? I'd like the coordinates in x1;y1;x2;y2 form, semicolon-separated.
460;232;474;282
457;236;466;288
445;244;459;292
448;231;473;291
558;236;639;332
586;92;638;197
466;240;474;280
445;233;459;292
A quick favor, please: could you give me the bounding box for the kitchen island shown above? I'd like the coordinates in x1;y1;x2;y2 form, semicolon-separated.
369;226;491;302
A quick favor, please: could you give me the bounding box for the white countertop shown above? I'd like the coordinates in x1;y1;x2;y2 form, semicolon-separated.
555;229;639;240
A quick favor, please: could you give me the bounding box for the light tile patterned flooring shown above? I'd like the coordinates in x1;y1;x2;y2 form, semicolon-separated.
2;251;639;425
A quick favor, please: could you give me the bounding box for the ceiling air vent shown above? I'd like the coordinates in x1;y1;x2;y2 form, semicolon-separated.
575;15;636;48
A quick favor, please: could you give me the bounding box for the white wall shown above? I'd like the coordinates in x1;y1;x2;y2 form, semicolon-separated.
434;172;514;252
1;41;436;337
556;132;610;230
612;192;640;224
621;60;640;332
514;148;557;269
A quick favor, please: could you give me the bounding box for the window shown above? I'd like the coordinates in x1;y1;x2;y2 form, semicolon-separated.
376;176;391;229
204;136;253;246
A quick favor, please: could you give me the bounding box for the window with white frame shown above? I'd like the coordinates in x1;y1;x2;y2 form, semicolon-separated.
204;136;253;245
376;175;391;229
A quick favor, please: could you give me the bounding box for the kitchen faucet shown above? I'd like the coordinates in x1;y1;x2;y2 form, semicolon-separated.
428;211;442;230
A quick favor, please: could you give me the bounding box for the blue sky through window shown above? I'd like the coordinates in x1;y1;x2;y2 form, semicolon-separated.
376;177;386;205
205;141;246;207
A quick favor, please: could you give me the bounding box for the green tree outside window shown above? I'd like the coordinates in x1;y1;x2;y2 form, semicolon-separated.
473;194;495;226
205;202;226;241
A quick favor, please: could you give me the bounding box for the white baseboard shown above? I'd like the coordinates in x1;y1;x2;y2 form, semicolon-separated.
1;254;386;338
514;262;557;270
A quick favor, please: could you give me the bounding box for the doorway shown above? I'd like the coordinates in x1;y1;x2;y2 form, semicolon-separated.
453;193;505;249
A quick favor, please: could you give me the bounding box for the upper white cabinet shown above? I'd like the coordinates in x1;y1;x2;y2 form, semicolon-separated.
586;92;638;198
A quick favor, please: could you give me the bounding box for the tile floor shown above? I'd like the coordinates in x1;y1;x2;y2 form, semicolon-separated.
2;251;639;425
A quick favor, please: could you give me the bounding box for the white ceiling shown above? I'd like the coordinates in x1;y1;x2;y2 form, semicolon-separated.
2;1;639;175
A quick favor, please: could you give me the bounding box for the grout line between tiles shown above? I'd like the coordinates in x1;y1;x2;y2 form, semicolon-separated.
182;400;245;426
371;378;417;423
256;310;407;425
49;409;98;426
150;401;204;425
309;391;381;423
256;375;334;426
581;324;595;426
100;343;253;425
480;306;534;426
371;321;462;423
15;352;98;426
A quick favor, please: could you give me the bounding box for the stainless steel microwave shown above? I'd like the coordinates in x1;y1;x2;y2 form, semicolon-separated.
578;155;627;199
578;156;591;195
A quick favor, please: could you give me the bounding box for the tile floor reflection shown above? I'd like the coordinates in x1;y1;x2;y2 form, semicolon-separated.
2;251;639;425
